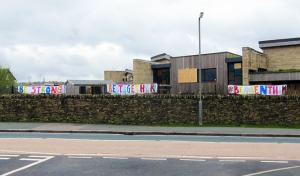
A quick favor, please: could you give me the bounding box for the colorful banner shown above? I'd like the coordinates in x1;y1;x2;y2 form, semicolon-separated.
228;85;287;95
18;85;66;94
107;84;158;95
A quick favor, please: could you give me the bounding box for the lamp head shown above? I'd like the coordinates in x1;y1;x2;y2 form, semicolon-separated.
200;12;204;18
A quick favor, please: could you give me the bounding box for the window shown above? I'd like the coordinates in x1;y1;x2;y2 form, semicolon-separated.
91;86;102;94
201;68;216;82
228;63;242;85
79;86;86;94
153;68;170;85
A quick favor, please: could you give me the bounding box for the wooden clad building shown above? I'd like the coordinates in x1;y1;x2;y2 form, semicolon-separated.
170;52;240;94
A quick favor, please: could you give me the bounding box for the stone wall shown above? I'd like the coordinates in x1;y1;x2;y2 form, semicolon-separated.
203;95;300;126
104;71;125;83
0;95;299;126
0;95;198;125
264;45;300;71
242;47;268;85
133;59;153;84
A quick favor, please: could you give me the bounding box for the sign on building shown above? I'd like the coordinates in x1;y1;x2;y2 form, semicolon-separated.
107;83;158;95
228;85;287;95
18;85;66;95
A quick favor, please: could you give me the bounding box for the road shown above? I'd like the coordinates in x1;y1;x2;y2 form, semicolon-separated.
1;133;300;176
1;154;300;176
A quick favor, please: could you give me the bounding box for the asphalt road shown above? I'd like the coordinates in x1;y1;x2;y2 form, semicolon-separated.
2;132;300;143
1;133;300;175
1;154;300;176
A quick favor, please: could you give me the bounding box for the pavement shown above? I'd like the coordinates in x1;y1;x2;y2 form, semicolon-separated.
1;122;300;137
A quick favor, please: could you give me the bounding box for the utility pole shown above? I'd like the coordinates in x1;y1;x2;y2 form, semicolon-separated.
198;12;204;126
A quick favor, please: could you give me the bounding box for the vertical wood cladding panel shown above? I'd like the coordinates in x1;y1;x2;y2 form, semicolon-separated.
171;53;229;94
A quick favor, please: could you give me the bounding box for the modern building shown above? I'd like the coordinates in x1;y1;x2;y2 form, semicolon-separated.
114;52;240;94
105;37;300;95
133;53;171;94
244;38;300;94
65;80;113;95
104;69;133;84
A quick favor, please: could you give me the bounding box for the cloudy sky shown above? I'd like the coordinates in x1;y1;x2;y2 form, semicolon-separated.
0;0;299;82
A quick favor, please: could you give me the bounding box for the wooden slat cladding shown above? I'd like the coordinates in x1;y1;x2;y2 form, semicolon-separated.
170;53;229;94
178;68;198;83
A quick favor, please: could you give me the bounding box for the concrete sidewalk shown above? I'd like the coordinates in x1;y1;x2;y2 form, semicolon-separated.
0;122;300;137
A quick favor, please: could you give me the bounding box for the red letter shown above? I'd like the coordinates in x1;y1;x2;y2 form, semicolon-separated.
268;85;273;95
131;84;135;93
33;86;37;94
234;85;239;94
51;86;58;94
140;84;145;93
272;86;278;95
150;84;155;93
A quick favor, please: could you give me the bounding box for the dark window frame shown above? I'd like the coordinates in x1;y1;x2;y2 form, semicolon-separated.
201;68;217;82
228;62;242;85
79;86;86;94
153;68;170;85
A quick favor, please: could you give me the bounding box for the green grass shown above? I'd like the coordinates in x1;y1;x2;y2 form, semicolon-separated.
200;124;300;129
155;123;300;129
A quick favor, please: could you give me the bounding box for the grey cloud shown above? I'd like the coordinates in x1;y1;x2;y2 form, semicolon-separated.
0;0;300;81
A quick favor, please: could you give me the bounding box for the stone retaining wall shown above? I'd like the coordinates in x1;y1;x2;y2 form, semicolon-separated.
0;95;299;126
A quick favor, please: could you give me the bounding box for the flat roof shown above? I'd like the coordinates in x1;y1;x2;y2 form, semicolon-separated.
225;57;242;63
259;37;300;49
151;63;171;69
66;80;113;86
171;51;241;59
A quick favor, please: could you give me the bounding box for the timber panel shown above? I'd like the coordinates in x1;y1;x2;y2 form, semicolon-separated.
170;52;229;94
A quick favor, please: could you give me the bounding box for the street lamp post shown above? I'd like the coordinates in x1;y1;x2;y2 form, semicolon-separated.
198;12;204;126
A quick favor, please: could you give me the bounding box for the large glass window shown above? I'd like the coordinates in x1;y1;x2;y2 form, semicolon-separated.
228;63;242;85
201;68;217;82
153;68;170;85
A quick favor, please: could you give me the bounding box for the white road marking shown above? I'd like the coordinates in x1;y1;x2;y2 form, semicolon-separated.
0;157;10;160
181;156;213;159
19;158;41;161
0;156;54;176
102;156;128;160
179;159;206;162
65;154;99;156
242;165;300;176
68;156;92;159
28;155;53;158
217;156;262;160
0;155;19;157
219;160;246;162
260;160;289;164
141;158;167;161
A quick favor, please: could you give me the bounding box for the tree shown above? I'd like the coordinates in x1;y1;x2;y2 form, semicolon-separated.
0;68;17;94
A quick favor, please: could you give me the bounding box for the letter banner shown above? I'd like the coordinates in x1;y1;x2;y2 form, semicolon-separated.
17;85;66;95
107;83;158;95
228;85;287;96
